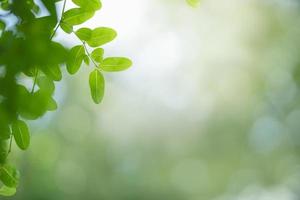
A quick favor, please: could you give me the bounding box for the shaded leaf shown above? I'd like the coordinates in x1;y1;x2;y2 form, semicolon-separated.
0;186;16;196
42;65;62;81
86;27;117;47
47;97;57;111
12;120;30;150
37;76;55;95
0;165;19;188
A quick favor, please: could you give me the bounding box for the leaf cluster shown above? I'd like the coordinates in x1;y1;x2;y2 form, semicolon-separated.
0;0;131;195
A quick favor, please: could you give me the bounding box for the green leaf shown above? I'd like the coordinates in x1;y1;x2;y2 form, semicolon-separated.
0;21;5;31
0;140;8;164
83;55;90;65
89;69;105;104
47;97;57;111
91;48;104;63
101;57;132;72
42;65;62;81
186;0;200;7
0;124;10;140
75;28;92;41
66;45;85;75
0;165;19;188
62;8;94;26
12;120;30;150
37;76;55;95
86;27;117;47
60;22;73;34
72;0;102;11
0;185;16;196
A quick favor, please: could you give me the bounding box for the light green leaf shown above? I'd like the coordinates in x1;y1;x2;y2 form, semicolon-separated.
84;55;90;65
0;185;16;196
62;8;94;26
0;125;10;140
186;0;200;7
0;165;19;188
12;120;30;150
75;28;92;41
86;27;117;47
91;48;104;63
72;0;101;11
89;69;105;104
0;140;8;164
101;57;132;72
67;45;85;75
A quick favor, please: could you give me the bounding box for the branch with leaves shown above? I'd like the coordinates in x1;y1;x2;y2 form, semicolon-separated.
0;0;131;196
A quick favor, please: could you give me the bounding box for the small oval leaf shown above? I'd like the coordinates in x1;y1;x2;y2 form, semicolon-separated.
101;57;132;72
12;120;30;150
66;45;85;75
89;69;105;104
91;48;104;63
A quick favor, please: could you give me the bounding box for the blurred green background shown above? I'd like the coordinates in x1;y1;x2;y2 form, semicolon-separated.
6;0;300;199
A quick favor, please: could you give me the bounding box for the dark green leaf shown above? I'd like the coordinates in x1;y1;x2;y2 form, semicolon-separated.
89;69;105;104
42;65;62;81
12;120;30;150
37;76;55;95
101;57;132;72
0;165;19;188
0;140;8;164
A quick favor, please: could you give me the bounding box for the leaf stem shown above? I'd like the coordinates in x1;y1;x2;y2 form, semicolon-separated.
7;134;13;155
72;30;101;70
50;0;67;40
82;42;100;69
31;68;39;94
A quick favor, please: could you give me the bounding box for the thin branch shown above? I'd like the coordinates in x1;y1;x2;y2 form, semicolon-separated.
31;68;39;94
7;134;13;155
50;0;67;40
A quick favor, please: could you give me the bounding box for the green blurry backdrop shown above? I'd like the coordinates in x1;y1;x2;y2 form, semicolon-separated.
5;0;300;199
